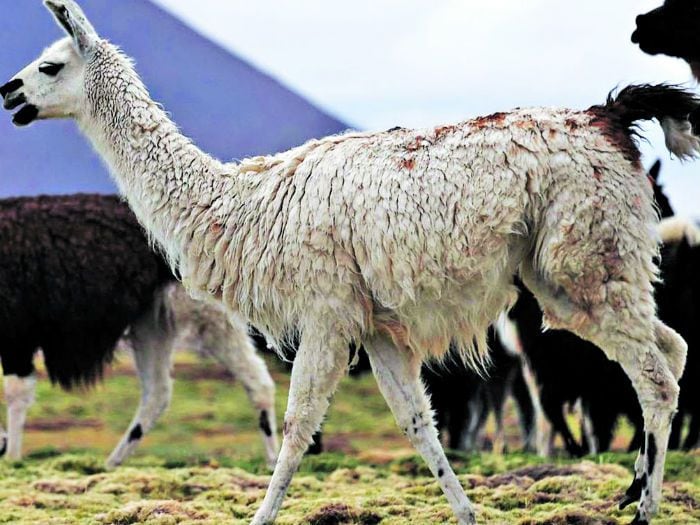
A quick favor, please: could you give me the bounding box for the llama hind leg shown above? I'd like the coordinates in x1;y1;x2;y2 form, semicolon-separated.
364;334;476;525
523;272;683;523
612;326;684;524
203;314;279;469
618;321;686;513
106;300;175;468
251;327;348;525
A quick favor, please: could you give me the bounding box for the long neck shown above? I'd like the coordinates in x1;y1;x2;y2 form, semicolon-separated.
77;41;230;266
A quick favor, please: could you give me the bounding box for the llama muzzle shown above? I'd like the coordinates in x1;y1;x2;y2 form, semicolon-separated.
12;104;39;127
0;79;23;98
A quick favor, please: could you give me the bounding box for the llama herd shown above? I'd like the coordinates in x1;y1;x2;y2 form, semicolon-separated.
1;1;699;523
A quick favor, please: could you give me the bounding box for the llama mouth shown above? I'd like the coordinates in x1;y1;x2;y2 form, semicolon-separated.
630;30;658;54
635;39;662;56
12;104;39;126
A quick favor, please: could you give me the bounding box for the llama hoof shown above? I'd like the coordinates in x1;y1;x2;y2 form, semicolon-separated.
306;431;323;455
104;457;122;471
619;478;643;510
629;514;649;525
457;511;477;525
568;443;587;458
619;493;638;510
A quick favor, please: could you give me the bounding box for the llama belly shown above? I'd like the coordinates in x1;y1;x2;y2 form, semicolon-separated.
370;234;528;363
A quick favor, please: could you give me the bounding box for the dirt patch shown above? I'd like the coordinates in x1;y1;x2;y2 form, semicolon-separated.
26;417;102;431
478;472;536;489
518;512;617;525
173;362;234;381
322;434;357;455
508;464;581;481
32;477;100;495
96;499;210;524
230;475;268;491
666;489;700;510
306;503;382;525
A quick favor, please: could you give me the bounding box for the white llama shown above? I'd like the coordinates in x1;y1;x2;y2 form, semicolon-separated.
657;215;700;246
108;284;280;470
2;2;696;523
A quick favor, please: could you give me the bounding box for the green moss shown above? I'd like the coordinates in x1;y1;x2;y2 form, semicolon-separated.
48;455;106;475
0;354;697;524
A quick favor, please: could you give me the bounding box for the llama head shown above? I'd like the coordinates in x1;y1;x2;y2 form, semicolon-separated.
1;1;100;126
632;0;700;80
647;160;675;219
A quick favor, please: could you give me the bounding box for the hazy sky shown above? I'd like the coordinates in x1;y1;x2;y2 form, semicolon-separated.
154;0;699;216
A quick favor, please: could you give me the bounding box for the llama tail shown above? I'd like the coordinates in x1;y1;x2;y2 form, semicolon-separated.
591;84;700;160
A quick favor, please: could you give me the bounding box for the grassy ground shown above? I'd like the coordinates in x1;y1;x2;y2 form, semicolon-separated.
0;351;698;524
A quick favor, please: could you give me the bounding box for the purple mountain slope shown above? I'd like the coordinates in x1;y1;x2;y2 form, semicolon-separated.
0;0;348;197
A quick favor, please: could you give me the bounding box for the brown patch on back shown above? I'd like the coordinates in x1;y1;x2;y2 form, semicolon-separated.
515;119;536;129
406;136;425;152
400;158;416;171
210;222;224;235
587;109;642;167
434;124;457;140
472;111;507;129
565;117;582;130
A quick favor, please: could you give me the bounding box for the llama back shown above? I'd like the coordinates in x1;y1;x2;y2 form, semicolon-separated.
184;107;650;362
0;193;175;388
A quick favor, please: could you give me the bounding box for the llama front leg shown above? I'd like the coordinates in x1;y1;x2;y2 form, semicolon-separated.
251;328;348;525
106;303;175;468
205;314;279;469
3;374;36;461
365;334;476;525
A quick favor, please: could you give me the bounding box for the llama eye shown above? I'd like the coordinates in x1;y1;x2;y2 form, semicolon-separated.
38;62;65;77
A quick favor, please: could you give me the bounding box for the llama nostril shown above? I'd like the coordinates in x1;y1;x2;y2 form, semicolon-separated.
3;93;26;111
0;78;23;98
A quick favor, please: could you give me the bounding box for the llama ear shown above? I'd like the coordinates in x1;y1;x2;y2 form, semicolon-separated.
648;159;662;182
44;0;98;56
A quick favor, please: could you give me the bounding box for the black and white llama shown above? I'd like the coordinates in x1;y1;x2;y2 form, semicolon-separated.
0;194;278;467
